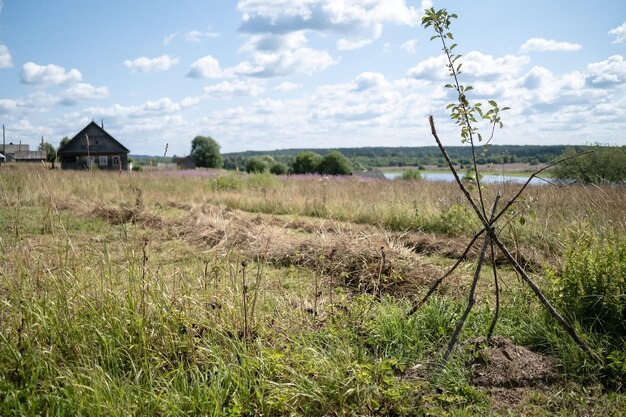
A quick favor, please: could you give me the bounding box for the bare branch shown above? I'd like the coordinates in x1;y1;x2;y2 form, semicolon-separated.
429;116;489;227
489;230;594;355
406;228;485;317
441;195;500;365
487;238;500;340
442;233;491;365
492;151;594;225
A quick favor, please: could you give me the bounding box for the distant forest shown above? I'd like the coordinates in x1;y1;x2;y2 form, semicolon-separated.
222;145;582;171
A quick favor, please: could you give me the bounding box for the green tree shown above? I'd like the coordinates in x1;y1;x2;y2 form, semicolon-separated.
58;136;70;150
245;156;268;173
292;151;322;174
552;145;626;184
39;142;57;169
269;162;289;175
317;151;352;175
190;136;223;168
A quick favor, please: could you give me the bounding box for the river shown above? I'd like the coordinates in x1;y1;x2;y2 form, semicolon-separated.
383;171;545;185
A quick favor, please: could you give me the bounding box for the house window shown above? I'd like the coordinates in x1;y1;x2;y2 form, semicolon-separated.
99;156;108;166
112;156;121;166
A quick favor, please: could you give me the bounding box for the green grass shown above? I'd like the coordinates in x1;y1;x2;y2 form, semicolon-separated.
0;165;624;415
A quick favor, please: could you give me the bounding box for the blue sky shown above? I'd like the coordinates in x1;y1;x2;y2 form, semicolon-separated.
0;0;625;155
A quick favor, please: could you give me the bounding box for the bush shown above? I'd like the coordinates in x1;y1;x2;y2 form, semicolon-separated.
245;157;269;173
552;145;626;184
292;151;322;174
269;162;289;175
211;173;242;191
399;169;422;181
550;232;626;341
317;151;352;175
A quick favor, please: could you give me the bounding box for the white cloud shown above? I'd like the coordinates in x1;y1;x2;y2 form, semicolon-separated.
20;62;82;85
0;44;12;68
143;97;182;114
237;1;425;58
462;51;530;79
337;37;375;51
406;55;448;80
84;97;189;122
408;52;530;82
0;91;61;114
352;72;388;91
163;32;177;45
164;29;220;45
203;80;265;98
229;46;335;77
181;96;202;108
520;37;582;53
586;55;626;86
62;83;109;103
240;32;308;53
0;99;17;114
185;29;220;43
123;55;179;73
238;0;421;35
337;23;382;50
186;55;224;78
400;39;418;53
609;21;626;44
274;81;301;91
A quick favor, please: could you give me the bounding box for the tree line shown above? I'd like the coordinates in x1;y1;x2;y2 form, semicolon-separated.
223;144;572;170
36;134;624;183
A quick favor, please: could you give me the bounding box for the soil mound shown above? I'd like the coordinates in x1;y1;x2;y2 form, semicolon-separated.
466;336;557;388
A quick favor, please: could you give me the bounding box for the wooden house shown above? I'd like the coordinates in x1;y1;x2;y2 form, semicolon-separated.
172;155;196;170
58;122;130;170
1;143;46;163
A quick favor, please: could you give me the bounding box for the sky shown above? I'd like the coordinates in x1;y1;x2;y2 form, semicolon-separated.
0;0;625;156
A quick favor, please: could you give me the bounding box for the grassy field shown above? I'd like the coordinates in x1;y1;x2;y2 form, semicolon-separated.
1;165;624;416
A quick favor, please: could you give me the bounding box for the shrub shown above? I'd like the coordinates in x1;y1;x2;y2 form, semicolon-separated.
211;173;242;191
552;145;626;184
245;157;269;173
317;151;352;175
399;169;422;181
424;204;479;236
550;232;626;341
269;162;289;175
292;151;322;174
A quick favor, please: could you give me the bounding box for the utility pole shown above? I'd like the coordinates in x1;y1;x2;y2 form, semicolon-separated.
2;124;5;156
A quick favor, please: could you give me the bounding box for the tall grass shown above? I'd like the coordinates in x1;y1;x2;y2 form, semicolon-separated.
0;165;624;414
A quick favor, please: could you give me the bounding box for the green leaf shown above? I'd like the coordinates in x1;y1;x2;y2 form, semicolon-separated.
444;84;455;89
502;106;511;111
519;216;526;226
430;35;438;41
488;100;497;107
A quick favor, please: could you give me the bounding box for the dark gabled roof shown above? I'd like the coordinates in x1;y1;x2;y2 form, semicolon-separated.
58;121;130;155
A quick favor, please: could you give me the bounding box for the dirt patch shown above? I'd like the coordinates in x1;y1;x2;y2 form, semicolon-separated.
466;336;557;388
